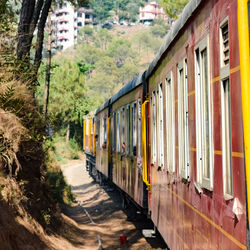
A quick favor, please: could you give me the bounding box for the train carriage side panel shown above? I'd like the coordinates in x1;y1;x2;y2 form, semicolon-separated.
111;82;146;208
147;0;247;249
95;107;109;178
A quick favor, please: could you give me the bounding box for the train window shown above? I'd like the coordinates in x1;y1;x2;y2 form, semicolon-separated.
85;119;89;150
151;91;157;164
156;89;160;165
103;118;107;144
178;59;190;179
126;105;130;154
159;84;164;167
117;111;120;152
96;119;100;148
165;73;175;172
195;37;213;189
112;113;116;152
131;102;137;156
221;78;233;197
138;99;142;157
121;107;125;150
220;19;229;67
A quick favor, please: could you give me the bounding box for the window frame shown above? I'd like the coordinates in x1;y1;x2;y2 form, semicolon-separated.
178;59;190;179
138;99;142;158
131;101;137;156
117;111;120;152
103;117;107;144
112;112;116;152
151;91;157;164
220;17;233;199
194;36;213;190
165;72;175;172
158;84;164;167
126;104;131;155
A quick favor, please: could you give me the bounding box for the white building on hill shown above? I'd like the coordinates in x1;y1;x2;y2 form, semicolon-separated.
51;3;95;50
139;1;168;23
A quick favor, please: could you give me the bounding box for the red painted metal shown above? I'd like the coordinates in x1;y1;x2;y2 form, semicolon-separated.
147;0;247;249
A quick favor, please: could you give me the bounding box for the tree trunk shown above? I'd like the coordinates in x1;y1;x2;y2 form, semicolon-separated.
66;123;70;142
17;0;36;61
34;0;52;72
43;10;52;121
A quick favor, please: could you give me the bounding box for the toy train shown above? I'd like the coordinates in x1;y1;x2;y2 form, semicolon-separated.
83;0;250;248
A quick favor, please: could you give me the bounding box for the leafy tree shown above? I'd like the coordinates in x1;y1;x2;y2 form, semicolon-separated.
94;28;113;50
107;38;132;67
118;62;139;85
16;0;89;76
77;44;104;65
78;25;94;43
86;72;116;103
160;0;189;19
37;59;92;139
90;0;114;23
95;56;118;75
126;2;140;23
150;17;170;38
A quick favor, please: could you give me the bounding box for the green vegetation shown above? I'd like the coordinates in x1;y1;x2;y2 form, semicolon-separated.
37;23;168;130
90;0;146;24
160;0;189;19
44;136;78;204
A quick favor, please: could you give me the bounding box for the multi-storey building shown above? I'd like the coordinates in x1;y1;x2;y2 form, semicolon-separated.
139;1;168;23
51;3;95;50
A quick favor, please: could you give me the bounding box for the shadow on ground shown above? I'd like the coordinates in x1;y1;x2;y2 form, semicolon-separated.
69;177;169;249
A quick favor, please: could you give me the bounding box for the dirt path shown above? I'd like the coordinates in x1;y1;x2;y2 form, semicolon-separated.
60;159;167;250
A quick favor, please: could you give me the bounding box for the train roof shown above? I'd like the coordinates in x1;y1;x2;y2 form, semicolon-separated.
145;0;203;79
95;99;110;115
95;71;145;115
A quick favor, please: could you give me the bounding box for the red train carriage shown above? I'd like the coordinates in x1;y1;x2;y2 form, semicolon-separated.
83;0;250;248
144;0;249;248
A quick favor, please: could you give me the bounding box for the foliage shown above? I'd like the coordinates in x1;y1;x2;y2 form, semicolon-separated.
44;136;77;204
89;0;146;23
37;59;93;129
150;18;170;38
117;0;145;23
43;25;166;121
160;0;189;19
107;38;132;67
0;5;45;177
78;25;94;44
89;0;114;23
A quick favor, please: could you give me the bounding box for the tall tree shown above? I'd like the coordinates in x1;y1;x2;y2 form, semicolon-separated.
17;0;89;73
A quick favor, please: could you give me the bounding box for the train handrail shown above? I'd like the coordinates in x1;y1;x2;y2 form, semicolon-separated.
89;118;92;152
93;122;95;156
107;117;111;163
238;0;250;233
142;99;151;190
83;120;86;150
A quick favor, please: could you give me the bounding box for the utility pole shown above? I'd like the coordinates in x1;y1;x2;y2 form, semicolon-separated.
43;9;52;121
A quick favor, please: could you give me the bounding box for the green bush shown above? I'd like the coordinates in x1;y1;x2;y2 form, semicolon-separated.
68;138;79;159
46;171;75;205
